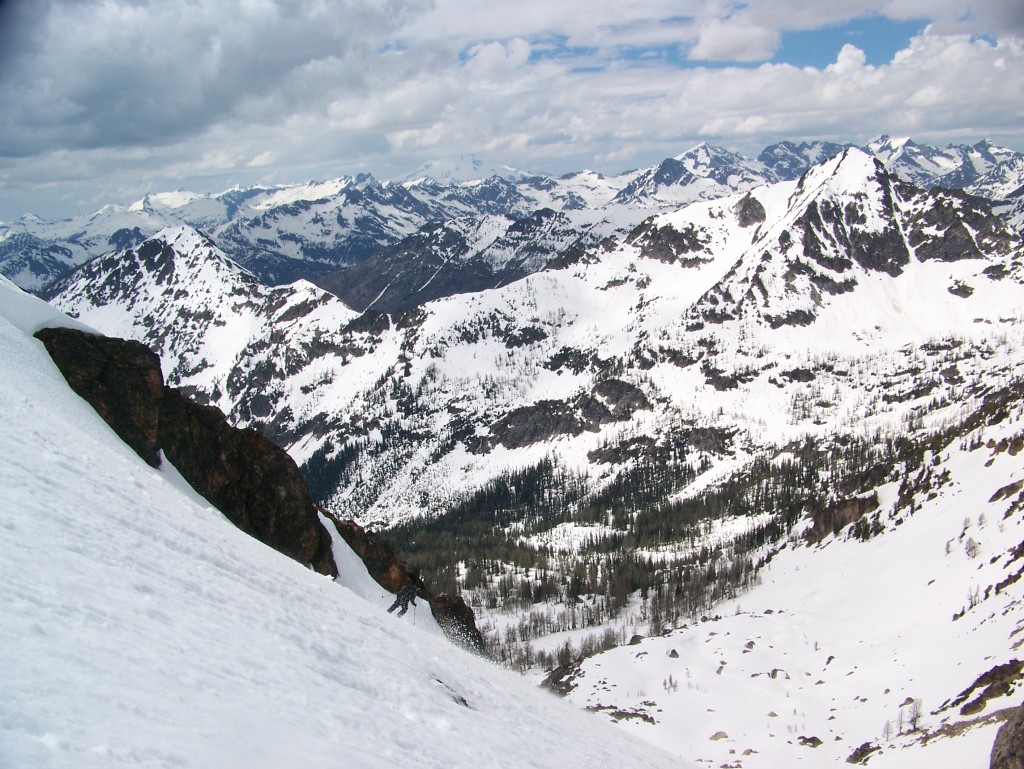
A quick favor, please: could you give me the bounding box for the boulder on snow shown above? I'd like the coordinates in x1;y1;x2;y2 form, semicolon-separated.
846;742;880;764
428;592;486;652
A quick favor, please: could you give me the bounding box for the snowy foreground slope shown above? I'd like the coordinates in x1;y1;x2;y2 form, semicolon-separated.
552;400;1024;767
0;279;686;769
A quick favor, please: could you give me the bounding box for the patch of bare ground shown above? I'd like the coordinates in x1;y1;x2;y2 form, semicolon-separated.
938;660;1024;716
918;705;1017;747
586;703;658;724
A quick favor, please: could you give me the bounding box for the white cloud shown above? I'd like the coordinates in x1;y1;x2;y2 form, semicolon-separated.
247;151;277;168
464;38;532;76
1;0;1023;220
689;19;780;61
829;44;870;74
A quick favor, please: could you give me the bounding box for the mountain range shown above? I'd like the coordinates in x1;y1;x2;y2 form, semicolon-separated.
44;146;1024;521
5;136;1024;767
4;136;1023;296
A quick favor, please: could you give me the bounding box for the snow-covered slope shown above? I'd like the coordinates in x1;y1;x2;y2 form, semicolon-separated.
0;277;687;769
555;388;1024;768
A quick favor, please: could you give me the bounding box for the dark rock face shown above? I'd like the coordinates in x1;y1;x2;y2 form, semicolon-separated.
34;326;337;577
626;218;712;265
329;517;485;651
35;327;164;467
481;379;652;452
734;192;767;228
159;388;336;576
805;492;880;545
991;706;1024;769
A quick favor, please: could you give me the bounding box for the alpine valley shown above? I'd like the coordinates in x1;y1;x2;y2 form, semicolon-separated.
8;136;1024;767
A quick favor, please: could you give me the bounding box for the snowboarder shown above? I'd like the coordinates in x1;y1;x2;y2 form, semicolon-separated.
387;582;419;617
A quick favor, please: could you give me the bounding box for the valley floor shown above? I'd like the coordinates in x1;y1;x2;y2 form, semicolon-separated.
543;420;1024;768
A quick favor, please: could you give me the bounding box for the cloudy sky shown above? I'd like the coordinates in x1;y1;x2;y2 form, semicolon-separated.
1;0;1022;220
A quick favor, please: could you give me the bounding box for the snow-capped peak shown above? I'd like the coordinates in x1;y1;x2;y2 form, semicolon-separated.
675;141;743;167
868;134;913;160
249;177;358;210
794;146;886;201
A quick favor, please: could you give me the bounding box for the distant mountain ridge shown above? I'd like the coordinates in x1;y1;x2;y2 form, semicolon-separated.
5;135;1023;295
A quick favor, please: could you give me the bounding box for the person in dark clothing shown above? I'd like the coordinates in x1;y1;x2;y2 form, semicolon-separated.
387;582;418;616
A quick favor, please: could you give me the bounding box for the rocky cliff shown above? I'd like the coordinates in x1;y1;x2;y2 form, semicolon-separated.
991;706;1024;769
34;325;485;650
36;325;336;575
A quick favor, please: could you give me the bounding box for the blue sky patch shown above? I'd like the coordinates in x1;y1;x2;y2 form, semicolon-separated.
516;15;929;72
775;16;928;68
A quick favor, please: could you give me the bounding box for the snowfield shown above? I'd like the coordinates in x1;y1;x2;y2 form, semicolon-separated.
0;278;686;769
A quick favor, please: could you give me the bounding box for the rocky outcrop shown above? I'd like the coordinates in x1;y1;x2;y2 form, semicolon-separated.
805;492;880;545
734;192;767;228
626;217;712;266
328;517;485;651
480;379;652;452
908;188;1019;264
159;388;336;576
991;706;1024;769
35;328;164;467
944;660;1024;717
35;326;336;577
